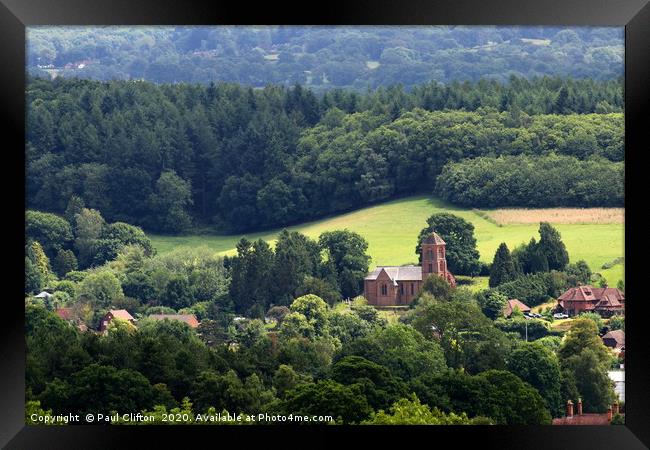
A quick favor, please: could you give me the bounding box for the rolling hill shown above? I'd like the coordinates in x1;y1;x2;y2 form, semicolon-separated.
149;195;624;289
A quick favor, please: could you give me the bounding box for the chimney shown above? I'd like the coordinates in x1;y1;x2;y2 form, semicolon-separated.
607;406;613;422
566;400;573;418
613;401;619;415
577;398;583;415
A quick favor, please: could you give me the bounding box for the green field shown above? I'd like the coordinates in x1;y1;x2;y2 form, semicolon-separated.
149;195;624;287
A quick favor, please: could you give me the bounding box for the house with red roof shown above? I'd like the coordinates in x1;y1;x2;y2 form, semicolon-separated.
602;329;625;350
552;399;623;425
502;299;531;317
556;285;624;318
99;309;136;332
54;307;88;332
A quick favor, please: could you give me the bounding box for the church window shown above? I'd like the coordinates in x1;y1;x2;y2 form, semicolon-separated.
411;283;414;295
381;284;387;295
427;249;433;260
400;284;404;295
428;263;433;273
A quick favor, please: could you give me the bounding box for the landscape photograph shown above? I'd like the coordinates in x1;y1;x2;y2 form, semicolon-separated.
25;25;625;426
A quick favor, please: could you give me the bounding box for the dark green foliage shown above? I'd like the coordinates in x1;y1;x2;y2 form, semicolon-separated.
507;343;563;417
318;230;370;299
122;271;156;304
25;210;74;258
295;276;341;306
40;364;157;416
411;369;552;425
566;260;592;286
331;356;406;411
496;271;569;307
52;249;78;277
280;380;373;424
26;305;91;395
228;239;276;317
338;323;447;381
476;290;508;320
27;77;624;235
162;276;194;310
558;319;616;412
416;213;481;276
190;370;275;414
272;230;321;305
146;171;193;233
538;222;570;271
420;274;454;301
489;243;517;287
25;256;44;294
436;154;623;208
494;317;551;341
404;297;511;373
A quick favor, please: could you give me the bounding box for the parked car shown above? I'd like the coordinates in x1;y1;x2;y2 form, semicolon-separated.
553;313;569;319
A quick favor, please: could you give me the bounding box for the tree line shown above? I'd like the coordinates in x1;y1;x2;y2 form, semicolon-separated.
436;154;624;208
27;76;623;234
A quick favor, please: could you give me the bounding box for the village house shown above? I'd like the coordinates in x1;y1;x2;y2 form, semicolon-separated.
502;299;531;318
552;399;623;425
556;285;624;317
99;309;136;333
363;232;456;306
602;329;625;351
148;314;200;328
54;307;88;332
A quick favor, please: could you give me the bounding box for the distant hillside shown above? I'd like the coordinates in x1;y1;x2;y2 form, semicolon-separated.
27;26;624;90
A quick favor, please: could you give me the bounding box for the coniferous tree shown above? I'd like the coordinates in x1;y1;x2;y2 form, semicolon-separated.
489;243;517;288
538;222;569;271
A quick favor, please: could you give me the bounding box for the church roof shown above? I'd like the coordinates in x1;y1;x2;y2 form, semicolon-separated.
364;265;423;282
422;232;446;245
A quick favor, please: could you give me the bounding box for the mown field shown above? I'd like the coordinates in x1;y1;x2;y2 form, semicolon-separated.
149;195;624;289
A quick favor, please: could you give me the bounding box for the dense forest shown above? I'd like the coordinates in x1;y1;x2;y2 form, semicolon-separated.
27;76;624;234
27;26;623;90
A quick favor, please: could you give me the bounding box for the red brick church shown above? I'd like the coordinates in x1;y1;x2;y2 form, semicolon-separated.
363;232;456;306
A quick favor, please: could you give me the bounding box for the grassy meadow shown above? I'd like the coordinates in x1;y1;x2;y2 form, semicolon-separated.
149;195;624;289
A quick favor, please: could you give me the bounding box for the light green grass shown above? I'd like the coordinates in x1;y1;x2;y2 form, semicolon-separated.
149;195;624;286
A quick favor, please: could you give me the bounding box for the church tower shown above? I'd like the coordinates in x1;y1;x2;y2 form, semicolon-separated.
421;232;448;280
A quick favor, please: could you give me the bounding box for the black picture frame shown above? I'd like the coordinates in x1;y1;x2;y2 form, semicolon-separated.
2;0;649;447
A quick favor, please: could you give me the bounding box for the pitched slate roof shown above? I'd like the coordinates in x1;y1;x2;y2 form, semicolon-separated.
364;265;422;282
149;314;200;328
422;232;446;245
